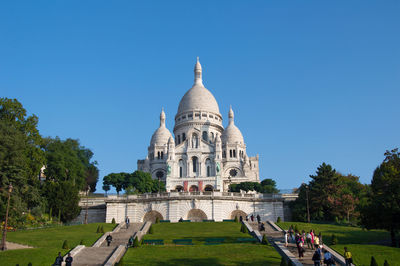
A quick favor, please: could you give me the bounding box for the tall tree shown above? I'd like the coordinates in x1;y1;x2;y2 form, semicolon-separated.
361;148;400;247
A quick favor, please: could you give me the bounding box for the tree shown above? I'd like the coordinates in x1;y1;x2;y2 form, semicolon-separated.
260;179;279;193
103;173;127;195
102;184;110;196
124;171;165;194
229;180;278;194
361;148;400;247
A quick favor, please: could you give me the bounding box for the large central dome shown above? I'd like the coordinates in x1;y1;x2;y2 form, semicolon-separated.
176;58;221;117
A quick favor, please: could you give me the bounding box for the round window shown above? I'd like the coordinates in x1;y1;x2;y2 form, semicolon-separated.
229;169;238;177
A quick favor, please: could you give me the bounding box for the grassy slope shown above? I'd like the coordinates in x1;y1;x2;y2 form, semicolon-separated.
0;223;115;266
278;222;400;266
123;222;281;265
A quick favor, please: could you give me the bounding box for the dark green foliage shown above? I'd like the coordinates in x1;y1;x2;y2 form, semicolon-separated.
28;263;32;266
277;217;281;223
240;223;248;233
229;179;278;193
149;225;154;234
100;225;104;234
262;234;269;245
370;256;378;266
288;260;294;266
96;225;100;233
331;234;338;245
79;239;84;245
361;148;400;247
294;225;299;232
334;216;340;224
280;257;288;266
62;240;69;249
234;216;238;223
155;217;160;223
384;260;390;266
112;218;116;224
133;236;140;247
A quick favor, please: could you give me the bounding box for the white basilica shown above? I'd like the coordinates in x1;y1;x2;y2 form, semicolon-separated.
137;58;260;192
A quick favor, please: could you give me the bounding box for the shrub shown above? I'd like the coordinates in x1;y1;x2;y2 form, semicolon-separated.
96;225;100;233
80;239;84;245
28;263;32;266
370;256;378;266
133;236;140;247
262;234;269;245
277;217;281;223
334;216;340;224
240;223;248;233
331;234;338;245
149;225;154;234
280;257;288;266
112;218;116;224
155;217;160;224
234;216;238;223
62;240;69;249
100;225;105;234
384;260;390;266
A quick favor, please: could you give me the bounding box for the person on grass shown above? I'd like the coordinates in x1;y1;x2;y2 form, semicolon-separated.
53;252;63;266
344;247;353;266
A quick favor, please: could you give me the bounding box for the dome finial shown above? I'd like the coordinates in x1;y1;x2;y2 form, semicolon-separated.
194;56;203;85
160;108;166;127
228;105;234;124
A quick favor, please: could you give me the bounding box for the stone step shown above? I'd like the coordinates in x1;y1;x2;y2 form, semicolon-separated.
72;247;116;266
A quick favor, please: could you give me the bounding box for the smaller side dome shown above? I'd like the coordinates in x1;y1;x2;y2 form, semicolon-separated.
150;109;173;146
221;106;244;145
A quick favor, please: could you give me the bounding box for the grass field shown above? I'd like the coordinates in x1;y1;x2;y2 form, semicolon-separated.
123;222;282;265
277;222;400;266
0;223;115;266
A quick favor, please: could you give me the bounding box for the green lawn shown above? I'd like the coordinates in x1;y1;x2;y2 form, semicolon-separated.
0;223;115;266
277;222;400;266
123;222;281;265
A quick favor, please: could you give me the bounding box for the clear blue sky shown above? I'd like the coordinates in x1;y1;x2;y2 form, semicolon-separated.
1;1;399;192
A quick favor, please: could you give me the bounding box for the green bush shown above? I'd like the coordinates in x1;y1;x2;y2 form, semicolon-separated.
133;236;140;247
334;216;340;224
280;257;288;266
384;260;390;266
277;217;281;223
155;217;160;224
240;223;248;233
149;225;154;234
96;225;100;233
370;256;378;266
62;240;69;249
234;216;238;223
28;263;32;266
331;234;338;245
79;239;84;245
112;218;116;224
100;225;105;234
262;234;269;245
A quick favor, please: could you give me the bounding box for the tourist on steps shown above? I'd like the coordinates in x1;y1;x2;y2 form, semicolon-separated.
106;234;113;246
53;252;63;266
306;231;313;249
284;231;288;247
323;250;334;266
312;248;321;266
344;247;353;266
65;253;73;266
125;216;130;229
256;214;261;223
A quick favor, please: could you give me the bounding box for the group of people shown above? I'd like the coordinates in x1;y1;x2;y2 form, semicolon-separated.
53;252;73;266
283;226;353;266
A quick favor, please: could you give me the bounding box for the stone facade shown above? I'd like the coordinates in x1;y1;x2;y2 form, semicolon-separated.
105;192;293;223
138;58;259;192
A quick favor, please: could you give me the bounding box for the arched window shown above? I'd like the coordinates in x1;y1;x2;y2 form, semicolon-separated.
204;185;213;191
223;151;226;158
210;132;214;142
182;133;186;141
175;185;184;192
202;131;208;141
230;150;233;158
233;150;236;158
178;135;181;144
157;151;161;159
192;157;198;173
205;158;212;177
192;133;198;148
161;151;164;159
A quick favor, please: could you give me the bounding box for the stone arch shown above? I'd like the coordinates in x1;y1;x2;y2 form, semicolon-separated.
175;185;184;192
231;210;247;220
143;210;163;223
189;185;198;192
187;209;207;222
204;185;213;191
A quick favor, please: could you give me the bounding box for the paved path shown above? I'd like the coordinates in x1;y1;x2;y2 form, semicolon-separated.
249;222;316;266
3;241;33;250
72;223;142;266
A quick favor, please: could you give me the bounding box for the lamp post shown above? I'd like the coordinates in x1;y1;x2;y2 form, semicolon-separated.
305;184;310;223
1;183;13;251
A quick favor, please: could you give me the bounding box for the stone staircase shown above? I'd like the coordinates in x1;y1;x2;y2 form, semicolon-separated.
72;223;142;266
249;222;315;266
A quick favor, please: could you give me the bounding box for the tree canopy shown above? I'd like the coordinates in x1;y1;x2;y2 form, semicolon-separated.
229;179;279;194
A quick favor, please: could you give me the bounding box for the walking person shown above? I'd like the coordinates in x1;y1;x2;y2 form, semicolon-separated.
312;249;321;266
324;250;334;266
314;234;320;250
125;216;130;229
251;214;254;222
344;247;353;266
106;234;113;247
306;231;313;249
65;253;73;266
53;252;63;266
284;230;288;247
256;214;261;224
